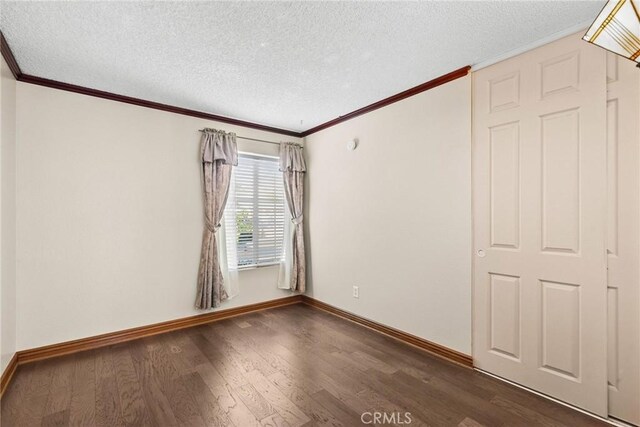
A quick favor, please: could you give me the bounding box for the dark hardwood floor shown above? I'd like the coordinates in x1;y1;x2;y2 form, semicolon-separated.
1;304;607;426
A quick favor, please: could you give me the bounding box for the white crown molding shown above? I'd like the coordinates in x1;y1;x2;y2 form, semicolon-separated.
471;21;591;71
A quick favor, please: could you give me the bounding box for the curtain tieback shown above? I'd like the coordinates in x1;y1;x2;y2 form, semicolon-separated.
206;219;222;233
291;215;304;225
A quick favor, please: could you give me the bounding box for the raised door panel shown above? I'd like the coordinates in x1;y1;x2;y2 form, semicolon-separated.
540;280;581;380
489;274;521;360
490;72;520;112
540;109;581;254
540;51;581;98
490;122;520;249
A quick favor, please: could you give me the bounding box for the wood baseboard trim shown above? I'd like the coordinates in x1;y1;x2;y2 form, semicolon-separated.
300;296;473;368
2;293;472;397
16;295;302;366
0;353;18;398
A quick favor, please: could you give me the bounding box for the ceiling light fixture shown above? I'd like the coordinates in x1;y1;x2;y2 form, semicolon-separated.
583;0;640;67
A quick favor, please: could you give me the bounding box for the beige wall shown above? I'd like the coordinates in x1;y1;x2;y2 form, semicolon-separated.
15;74;471;355
1;57;17;372
15;83;301;350
304;76;472;354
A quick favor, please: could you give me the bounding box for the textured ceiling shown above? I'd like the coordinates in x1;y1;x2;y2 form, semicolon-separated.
1;1;603;132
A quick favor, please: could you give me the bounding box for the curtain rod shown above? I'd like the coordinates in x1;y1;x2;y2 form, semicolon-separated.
198;129;301;147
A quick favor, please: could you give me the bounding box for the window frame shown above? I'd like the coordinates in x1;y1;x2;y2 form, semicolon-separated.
228;152;287;271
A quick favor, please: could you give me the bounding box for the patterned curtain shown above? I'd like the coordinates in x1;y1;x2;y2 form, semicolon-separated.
195;129;238;309
279;143;307;292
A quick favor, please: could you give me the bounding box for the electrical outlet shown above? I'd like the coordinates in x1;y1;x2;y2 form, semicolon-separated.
353;286;359;298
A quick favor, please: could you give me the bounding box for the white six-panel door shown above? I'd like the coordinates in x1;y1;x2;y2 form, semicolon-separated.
472;33;609;416
605;52;640;425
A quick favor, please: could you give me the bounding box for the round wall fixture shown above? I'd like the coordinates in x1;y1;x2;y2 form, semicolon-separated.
346;139;358;151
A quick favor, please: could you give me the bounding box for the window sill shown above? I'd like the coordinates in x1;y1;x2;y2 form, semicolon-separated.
236;262;282;271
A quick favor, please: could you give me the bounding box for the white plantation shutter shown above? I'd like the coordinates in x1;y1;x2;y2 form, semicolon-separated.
223;154;286;268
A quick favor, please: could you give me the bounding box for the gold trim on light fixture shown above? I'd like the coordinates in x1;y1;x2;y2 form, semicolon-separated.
584;0;640;66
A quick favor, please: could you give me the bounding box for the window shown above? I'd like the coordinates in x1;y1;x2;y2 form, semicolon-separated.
224;153;286;269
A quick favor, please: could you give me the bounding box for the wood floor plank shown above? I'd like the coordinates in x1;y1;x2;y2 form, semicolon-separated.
490;395;568;427
268;370;345;427
16;360;55;400
48;356;77;390
222;318;325;397
236;382;276;421
41;409;70;427
41;358;76;423
355;367;459;426
194;360;227;389
141;338;207;427
42;385;72;424
289;306;419;368
259;412;289;427
354;387;414;422
212;324;278;377
245;369;310;427
193;330;250;389
94;348;123;427
68;351;96;427
267;308;427;387
160;332;208;377
1;365;29;407
423;374;535;426
3;394;48;427
196;363;260;427
181;371;234;426
311;389;362;426
350;350;398;374
458;417;486;427
392;369;511;426
447;370;606;427
1;304;609;427
111;345;153;426
291;305;447;374
128;341;179;427
172;332;210;368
